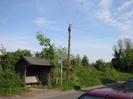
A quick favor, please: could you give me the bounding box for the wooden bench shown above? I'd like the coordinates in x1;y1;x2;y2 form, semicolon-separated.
25;76;39;84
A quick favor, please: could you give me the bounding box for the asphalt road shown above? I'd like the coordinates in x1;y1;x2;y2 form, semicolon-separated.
0;89;85;99
0;86;104;99
43;83;121;99
43;90;84;99
0;84;118;99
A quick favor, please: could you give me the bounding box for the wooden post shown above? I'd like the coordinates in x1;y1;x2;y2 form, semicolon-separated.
67;24;72;80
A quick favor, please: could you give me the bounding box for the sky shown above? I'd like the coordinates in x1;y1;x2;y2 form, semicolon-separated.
0;0;133;62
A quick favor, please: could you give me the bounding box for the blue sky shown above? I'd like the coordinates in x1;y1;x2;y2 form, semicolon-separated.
0;0;133;62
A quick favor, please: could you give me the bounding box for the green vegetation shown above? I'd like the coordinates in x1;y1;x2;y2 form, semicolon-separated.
0;49;32;95
112;38;133;73
0;33;133;95
36;33;133;90
48;66;133;90
0;63;25;95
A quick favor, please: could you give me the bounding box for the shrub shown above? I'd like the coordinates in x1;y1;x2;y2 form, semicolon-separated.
0;64;25;95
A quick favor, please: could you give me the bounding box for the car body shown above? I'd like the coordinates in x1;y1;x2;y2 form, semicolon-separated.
78;79;133;99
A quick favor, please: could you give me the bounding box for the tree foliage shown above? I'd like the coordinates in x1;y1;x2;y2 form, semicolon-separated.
82;55;89;66
111;38;133;73
1;33;133;95
71;54;82;67
36;32;55;63
0;48;32;95
0;49;32;68
94;59;112;71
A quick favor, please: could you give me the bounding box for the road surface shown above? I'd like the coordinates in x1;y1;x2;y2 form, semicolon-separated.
0;84;116;99
43;90;84;99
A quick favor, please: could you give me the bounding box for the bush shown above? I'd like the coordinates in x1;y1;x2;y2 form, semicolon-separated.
58;66;133;90
0;64;25;95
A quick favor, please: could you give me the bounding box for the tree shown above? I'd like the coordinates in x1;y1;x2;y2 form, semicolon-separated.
0;44;6;55
94;59;111;71
55;47;68;68
111;38;133;73
71;54;82;67
0;49;32;72
82;55;89;66
14;49;32;57
0;48;28;94
36;32;55;63
36;32;62;85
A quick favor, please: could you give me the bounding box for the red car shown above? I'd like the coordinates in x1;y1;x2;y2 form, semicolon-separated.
78;79;133;99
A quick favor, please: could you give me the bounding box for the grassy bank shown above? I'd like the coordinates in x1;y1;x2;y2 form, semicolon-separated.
53;67;133;90
1;67;133;95
0;87;25;96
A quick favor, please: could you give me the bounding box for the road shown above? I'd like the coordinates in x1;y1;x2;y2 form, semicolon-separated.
0;82;122;99
43;90;84;99
0;89;85;99
43;83;120;99
0;85;110;99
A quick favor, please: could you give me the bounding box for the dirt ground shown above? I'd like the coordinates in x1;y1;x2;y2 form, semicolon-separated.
0;88;63;99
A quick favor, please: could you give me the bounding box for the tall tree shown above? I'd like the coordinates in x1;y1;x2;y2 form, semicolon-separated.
36;32;55;63
82;55;89;66
94;59;111;71
36;32;61;85
71;54;82;67
111;38;133;73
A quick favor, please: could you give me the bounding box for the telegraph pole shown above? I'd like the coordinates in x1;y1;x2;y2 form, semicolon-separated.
67;24;72;80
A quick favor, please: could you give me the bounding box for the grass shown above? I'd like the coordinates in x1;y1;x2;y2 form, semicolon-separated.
1;66;133;95
0;87;26;96
56;67;133;90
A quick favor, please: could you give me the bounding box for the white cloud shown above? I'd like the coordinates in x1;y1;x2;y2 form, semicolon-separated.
97;0;133;36
97;10;111;22
33;17;48;27
97;0;112;21
99;0;111;9
96;0;113;24
117;0;133;11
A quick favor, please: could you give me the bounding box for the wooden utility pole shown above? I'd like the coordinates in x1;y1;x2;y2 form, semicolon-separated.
67;24;72;79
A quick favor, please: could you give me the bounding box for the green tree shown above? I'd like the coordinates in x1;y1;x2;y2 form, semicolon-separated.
0;49;32;68
36;32;55;63
0;44;6;55
14;49;32;58
71;54;82;67
75;54;82;67
36;32;62;85
55;47;68;68
111;38;133;73
82;55;89;66
0;48;29;95
94;59;111;71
